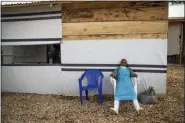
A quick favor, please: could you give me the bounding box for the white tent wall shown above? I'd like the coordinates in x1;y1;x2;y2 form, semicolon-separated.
2;39;167;95
2;66;113;95
2;19;62;39
1;68;166;96
1;5;62;62
2;66;63;94
1;5;63;94
60;39;167;96
60;72;166;96
1;4;62;45
61;40;167;65
168;22;182;55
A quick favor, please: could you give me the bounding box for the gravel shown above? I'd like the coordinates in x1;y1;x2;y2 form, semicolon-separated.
2;67;184;123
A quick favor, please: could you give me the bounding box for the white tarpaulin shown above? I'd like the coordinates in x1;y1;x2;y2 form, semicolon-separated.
61;39;167;65
2;39;167;96
60;39;167;95
1;4;62;45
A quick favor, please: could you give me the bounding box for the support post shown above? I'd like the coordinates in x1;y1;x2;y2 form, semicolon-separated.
183;9;185;65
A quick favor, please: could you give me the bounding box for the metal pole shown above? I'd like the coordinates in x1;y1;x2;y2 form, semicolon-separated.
183;3;185;65
183;7;185;65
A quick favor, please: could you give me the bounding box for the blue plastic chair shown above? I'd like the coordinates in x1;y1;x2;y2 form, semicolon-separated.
78;69;104;104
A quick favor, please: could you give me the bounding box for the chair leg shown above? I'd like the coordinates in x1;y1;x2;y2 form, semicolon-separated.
80;90;83;104
98;89;103;104
85;90;89;100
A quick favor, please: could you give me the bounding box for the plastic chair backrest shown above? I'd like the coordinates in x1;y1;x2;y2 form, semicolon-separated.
84;69;103;87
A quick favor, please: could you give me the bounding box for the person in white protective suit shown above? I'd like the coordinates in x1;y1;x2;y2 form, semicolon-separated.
110;59;144;115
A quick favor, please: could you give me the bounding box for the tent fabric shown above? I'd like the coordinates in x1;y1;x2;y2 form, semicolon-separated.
1;4;62;46
1;66;167;96
61;39;167;65
1;39;167;96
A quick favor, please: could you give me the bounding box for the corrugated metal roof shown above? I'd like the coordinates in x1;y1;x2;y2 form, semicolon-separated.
1;2;36;5
1;0;69;7
1;1;56;5
1;1;72;7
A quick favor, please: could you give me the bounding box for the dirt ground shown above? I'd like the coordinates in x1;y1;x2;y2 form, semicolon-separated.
2;67;184;123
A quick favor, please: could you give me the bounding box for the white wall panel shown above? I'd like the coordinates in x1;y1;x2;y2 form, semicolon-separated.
2;19;62;39
1;4;62;45
61;39;167;65
2;66;63;94
2;66;166;96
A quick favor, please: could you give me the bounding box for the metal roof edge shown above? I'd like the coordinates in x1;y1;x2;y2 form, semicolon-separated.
1;1;72;8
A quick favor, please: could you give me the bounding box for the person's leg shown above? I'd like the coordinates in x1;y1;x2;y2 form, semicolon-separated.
110;77;120;114
132;77;143;113
110;100;120;114
133;100;140;111
133;100;144;114
114;100;120;111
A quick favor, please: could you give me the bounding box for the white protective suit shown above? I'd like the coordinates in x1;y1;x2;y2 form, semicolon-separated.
110;76;143;114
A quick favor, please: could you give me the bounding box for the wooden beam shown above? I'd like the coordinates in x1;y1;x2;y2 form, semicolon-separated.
169;19;185;22
63;6;168;23
62;1;168;10
63;34;168;40
63;21;168;36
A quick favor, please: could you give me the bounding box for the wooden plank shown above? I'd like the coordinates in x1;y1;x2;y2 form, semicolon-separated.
63;21;168;36
62;1;167;10
169;19;185;22
63;34;168;40
63;7;168;22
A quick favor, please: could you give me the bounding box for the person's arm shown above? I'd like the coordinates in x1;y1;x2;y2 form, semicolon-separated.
128;68;138;77
110;68;119;80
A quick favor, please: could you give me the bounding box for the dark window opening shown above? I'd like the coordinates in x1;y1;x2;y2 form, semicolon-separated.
1;44;61;65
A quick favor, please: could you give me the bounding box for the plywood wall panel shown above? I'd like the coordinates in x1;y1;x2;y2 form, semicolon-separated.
63;21;168;36
63;34;168;40
62;1;167;10
63;7;168;23
62;1;168;40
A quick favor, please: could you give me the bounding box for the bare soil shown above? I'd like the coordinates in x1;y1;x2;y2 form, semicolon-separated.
2;67;184;123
